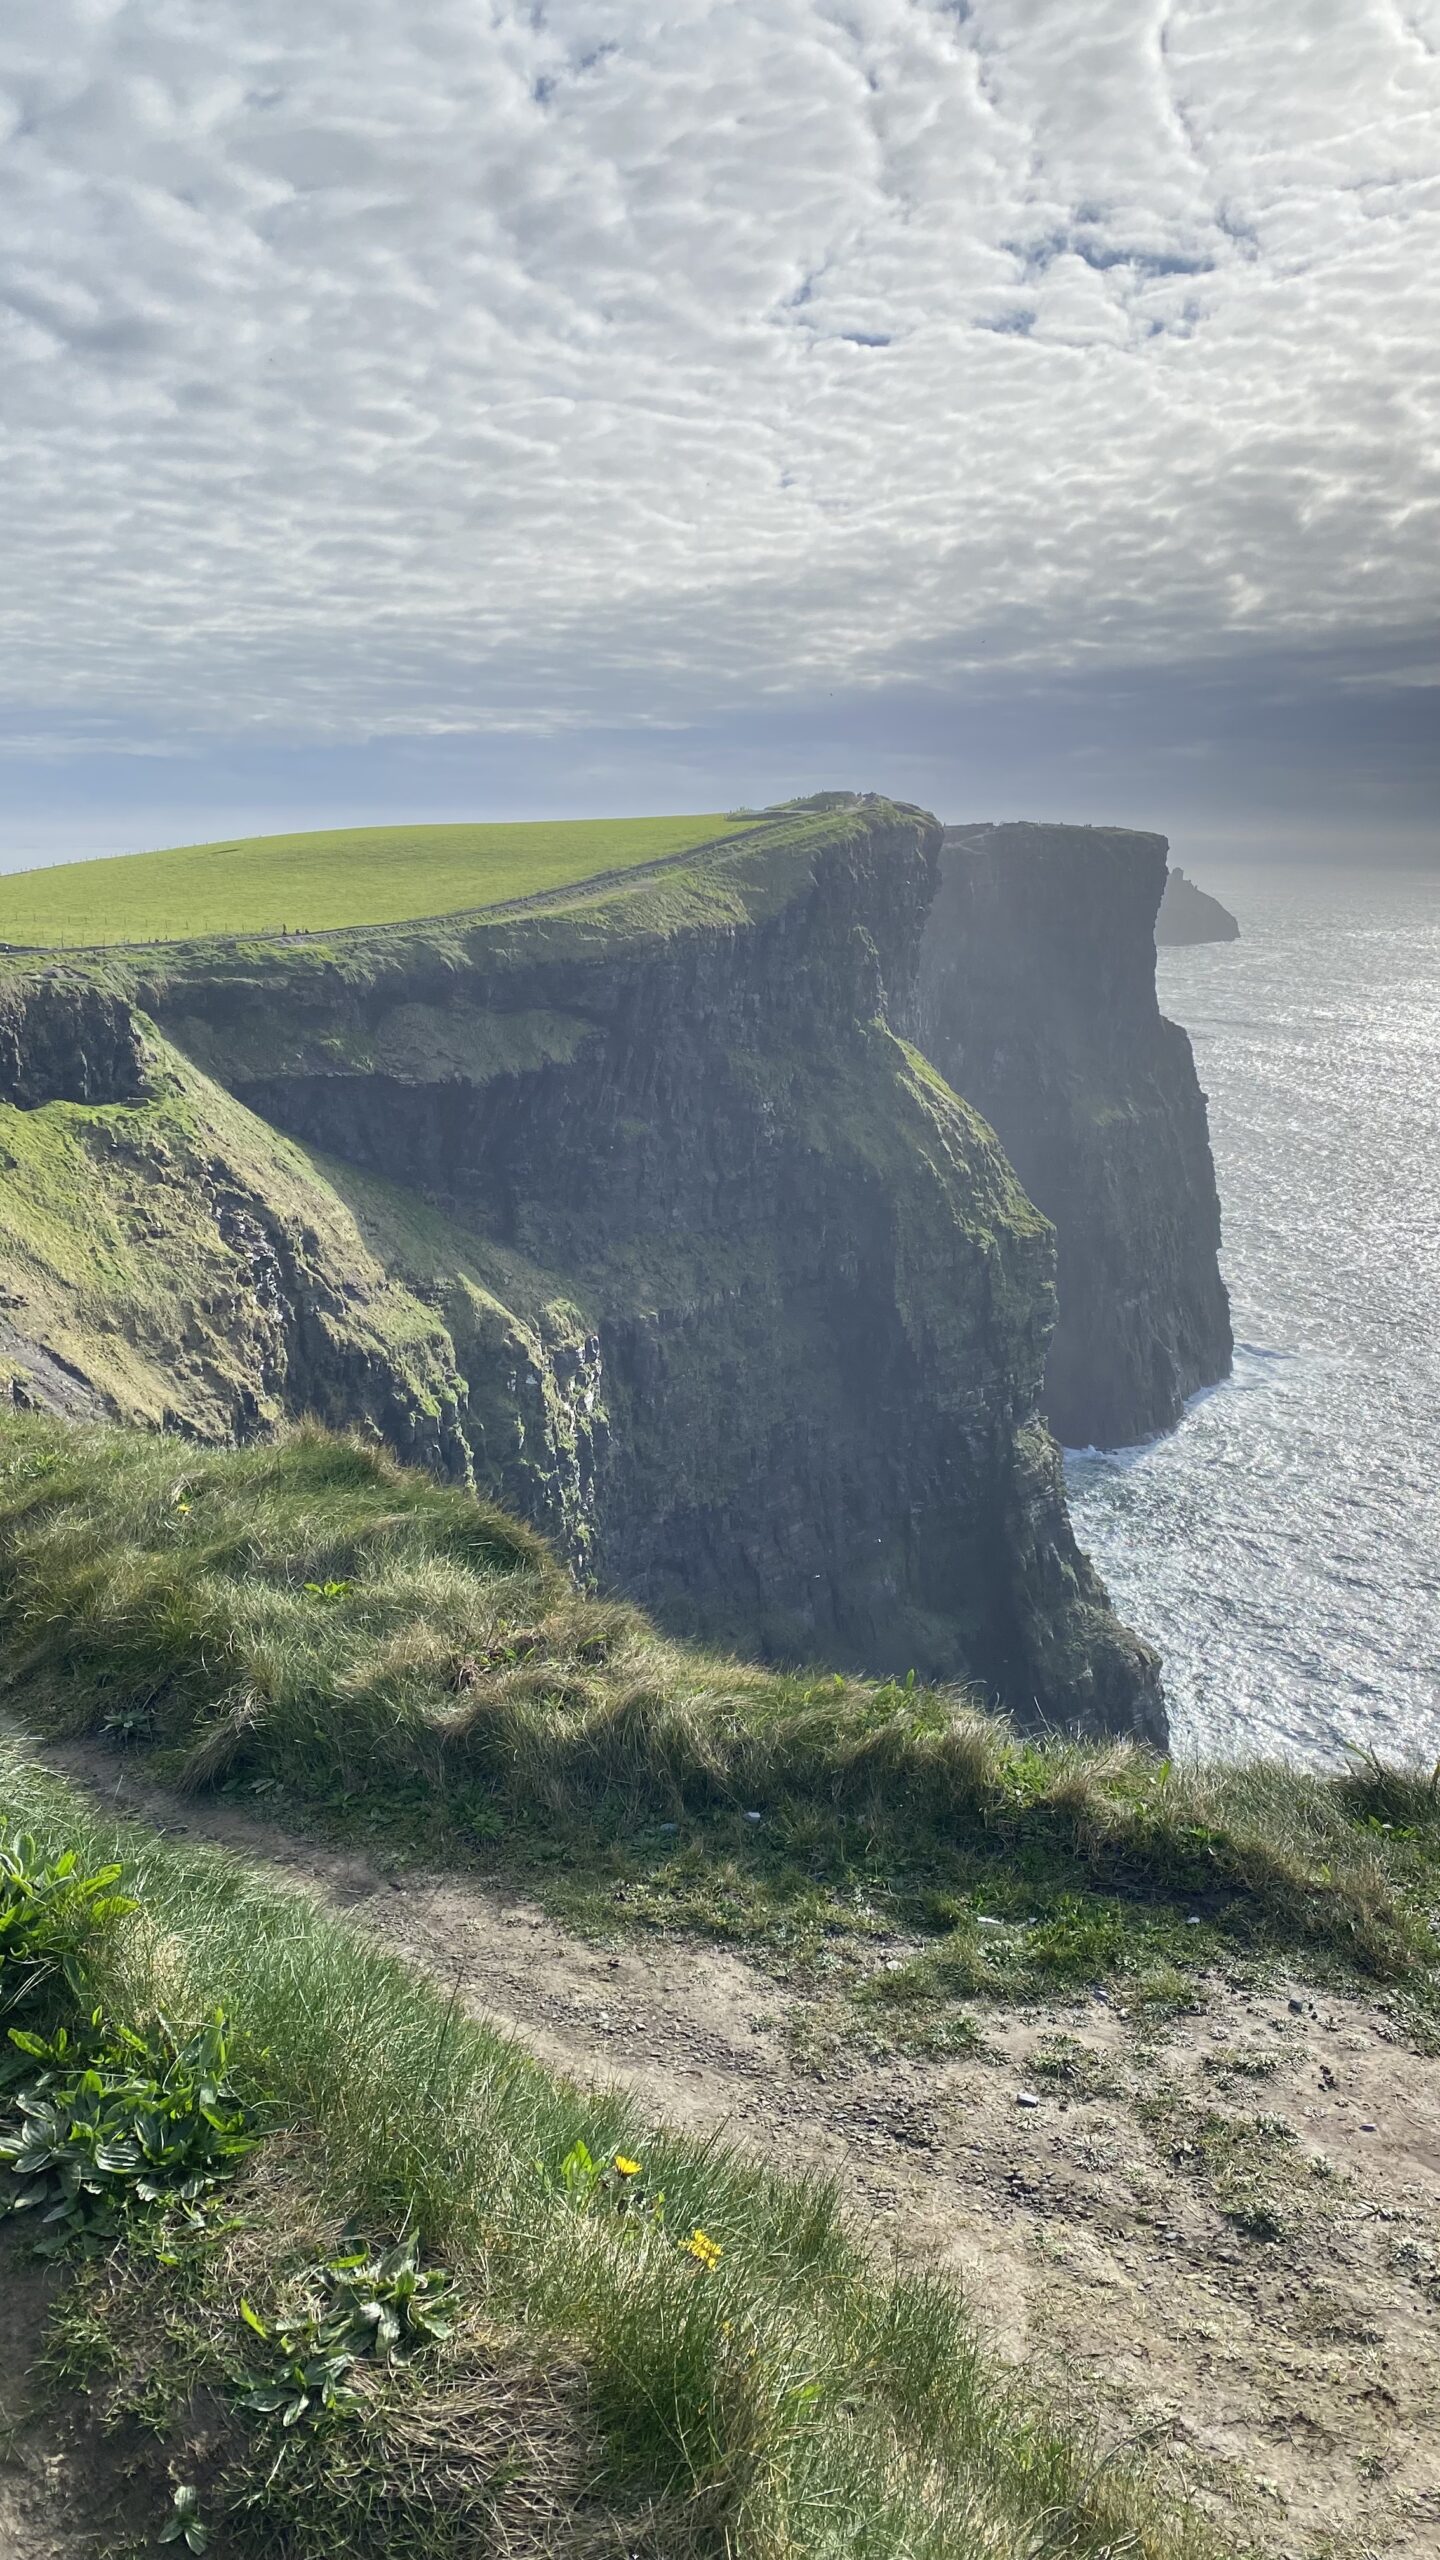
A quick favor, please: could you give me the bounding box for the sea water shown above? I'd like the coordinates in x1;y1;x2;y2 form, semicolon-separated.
1066;864;1440;1770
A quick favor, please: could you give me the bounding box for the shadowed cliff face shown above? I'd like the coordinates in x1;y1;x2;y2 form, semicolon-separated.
912;823;1232;1452
0;805;1164;1743
0;976;150;1110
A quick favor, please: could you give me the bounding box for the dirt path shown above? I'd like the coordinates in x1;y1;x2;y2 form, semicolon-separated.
15;1738;1440;2559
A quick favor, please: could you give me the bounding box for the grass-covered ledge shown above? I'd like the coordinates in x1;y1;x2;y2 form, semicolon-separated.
1;1416;1437;2038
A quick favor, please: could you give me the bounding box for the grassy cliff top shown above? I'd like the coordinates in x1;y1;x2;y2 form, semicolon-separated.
0;813;757;948
1;1416;1435;2029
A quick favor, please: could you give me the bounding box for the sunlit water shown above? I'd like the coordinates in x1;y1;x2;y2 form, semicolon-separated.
1066;866;1440;1769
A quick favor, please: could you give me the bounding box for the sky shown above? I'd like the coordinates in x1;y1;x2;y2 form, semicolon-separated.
1;0;1437;872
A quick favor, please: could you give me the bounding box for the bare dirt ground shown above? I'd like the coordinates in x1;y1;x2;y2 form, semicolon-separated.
0;2240;71;2560
10;1737;1440;2560
0;2231;159;2560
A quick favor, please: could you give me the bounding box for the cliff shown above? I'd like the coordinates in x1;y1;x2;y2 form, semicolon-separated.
0;802;1160;1741
912;823;1232;1450
1157;868;1240;946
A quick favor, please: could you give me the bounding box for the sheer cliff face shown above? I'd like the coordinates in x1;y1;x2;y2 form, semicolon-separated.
0;805;1163;1742
912;823;1232;1452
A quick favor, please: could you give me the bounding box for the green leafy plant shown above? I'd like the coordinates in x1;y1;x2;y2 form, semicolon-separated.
0;2011;261;2251
0;1830;135;2032
159;2484;210;2552
234;2236;455;2431
550;2136;665;2226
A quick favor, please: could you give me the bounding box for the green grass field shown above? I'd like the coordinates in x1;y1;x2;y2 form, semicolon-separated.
0;814;755;946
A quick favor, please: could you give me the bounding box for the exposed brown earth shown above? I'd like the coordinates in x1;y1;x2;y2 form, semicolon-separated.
8;1735;1440;2560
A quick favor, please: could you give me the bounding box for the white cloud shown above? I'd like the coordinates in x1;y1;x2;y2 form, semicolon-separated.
0;0;1436;747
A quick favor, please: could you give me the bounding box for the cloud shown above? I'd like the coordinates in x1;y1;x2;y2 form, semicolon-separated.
0;0;1436;754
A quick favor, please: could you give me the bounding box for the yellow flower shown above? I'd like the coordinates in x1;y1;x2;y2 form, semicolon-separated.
683;2228;723;2270
613;2156;642;2178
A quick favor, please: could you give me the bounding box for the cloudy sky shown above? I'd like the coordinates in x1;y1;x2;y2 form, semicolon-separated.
2;0;1437;868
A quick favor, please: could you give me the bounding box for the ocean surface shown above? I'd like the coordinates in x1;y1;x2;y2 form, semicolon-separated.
1066;864;1440;1771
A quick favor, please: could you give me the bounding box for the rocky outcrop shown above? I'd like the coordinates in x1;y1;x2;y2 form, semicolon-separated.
0;804;1162;1742
912;823;1231;1450
0;973;150;1109
1157;869;1240;946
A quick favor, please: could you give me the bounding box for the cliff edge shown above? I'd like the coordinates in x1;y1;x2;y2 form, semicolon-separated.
1157;868;1241;946
0;801;1162;1741
912;822;1232;1450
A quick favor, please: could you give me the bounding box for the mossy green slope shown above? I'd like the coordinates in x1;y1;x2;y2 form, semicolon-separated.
0;813;755;947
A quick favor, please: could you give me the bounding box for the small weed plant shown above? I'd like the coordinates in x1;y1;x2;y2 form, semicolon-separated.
0;1829;135;2034
160;2484;210;2554
0;2011;261;2251
551;2135;666;2227
236;2236;455;2431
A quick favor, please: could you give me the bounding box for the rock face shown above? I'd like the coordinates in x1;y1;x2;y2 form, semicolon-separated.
0;975;150;1110
0;804;1162;1742
912;823;1232;1450
1157;868;1240;946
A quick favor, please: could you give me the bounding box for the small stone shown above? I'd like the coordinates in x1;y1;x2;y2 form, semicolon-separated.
1360;2121;1377;2133
1016;2090;1041;2108
976;1915;1002;1930
658;1822;679;1835
1288;1997;1304;2014
1185;1915;1202;1927
744;1809;762;1823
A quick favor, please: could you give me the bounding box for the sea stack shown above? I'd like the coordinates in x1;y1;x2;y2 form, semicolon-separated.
1156;867;1240;945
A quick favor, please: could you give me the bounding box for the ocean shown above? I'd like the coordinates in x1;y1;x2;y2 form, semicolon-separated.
1066;863;1440;1771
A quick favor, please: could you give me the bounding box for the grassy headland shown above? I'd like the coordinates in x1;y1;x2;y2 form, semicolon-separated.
0;1739;1236;2560
0;813;756;946
1;1417;1436;2035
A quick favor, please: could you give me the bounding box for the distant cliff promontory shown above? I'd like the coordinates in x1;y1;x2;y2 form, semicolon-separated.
912;822;1233;1450
1156;868;1240;945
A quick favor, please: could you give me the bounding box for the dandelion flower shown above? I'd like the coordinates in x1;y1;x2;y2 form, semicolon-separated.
683;2228;723;2270
614;2156;642;2178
